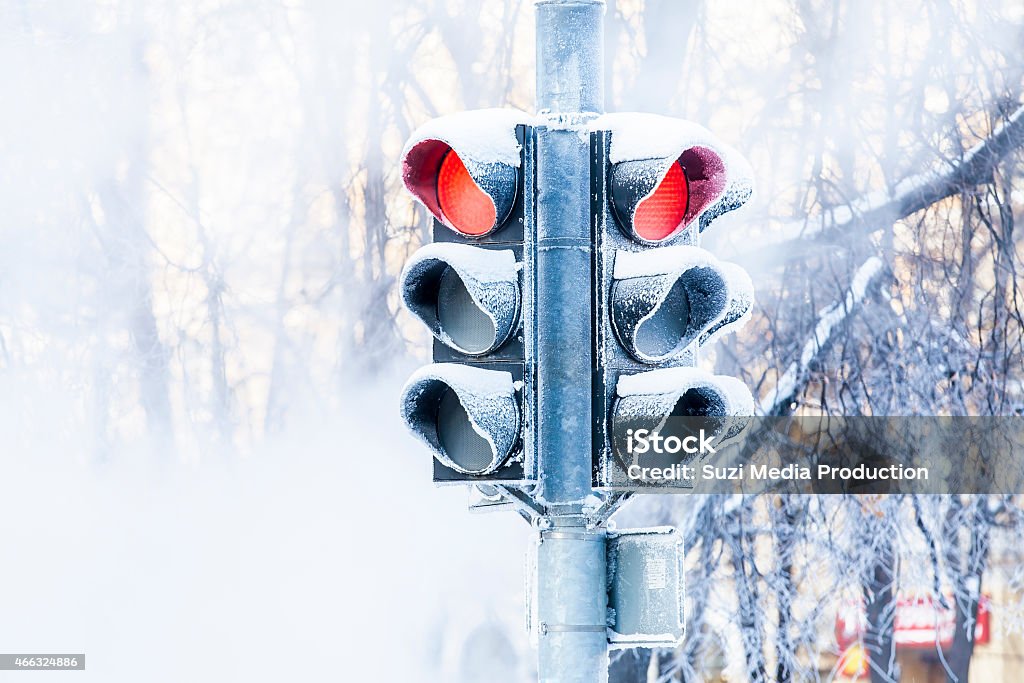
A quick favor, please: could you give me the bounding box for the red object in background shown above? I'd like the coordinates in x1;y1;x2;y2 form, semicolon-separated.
633;161;688;242
437;150;495;236
836;594;991;652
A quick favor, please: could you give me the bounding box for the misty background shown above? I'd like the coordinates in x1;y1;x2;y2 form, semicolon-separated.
1;1;1022;681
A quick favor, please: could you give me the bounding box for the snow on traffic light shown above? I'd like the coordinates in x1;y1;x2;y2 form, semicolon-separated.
401;108;525;239
397;109;756;490
591;114;756;489
609;367;754;475
401;363;520;476
397;110;535;485
610;245;753;363
401;244;520;357
599;112;754;242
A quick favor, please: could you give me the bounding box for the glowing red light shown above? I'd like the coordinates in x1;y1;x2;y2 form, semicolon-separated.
633;161;688;242
437;151;495;236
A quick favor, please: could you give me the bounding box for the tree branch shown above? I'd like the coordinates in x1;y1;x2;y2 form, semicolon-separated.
759;256;886;415
768;104;1024;253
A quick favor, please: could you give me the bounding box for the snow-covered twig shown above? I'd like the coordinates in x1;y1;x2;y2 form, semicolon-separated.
771;104;1024;249
759;256;886;415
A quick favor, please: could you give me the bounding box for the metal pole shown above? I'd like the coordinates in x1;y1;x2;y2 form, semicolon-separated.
533;2;607;681
535;0;605;116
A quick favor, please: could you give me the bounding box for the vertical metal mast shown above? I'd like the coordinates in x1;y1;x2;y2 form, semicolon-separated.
533;2;607;681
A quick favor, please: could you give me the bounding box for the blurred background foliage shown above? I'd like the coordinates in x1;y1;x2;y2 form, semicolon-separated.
1;1;1023;681
1;0;1020;455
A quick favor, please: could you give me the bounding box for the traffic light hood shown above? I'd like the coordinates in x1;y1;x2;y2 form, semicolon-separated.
402;109;533;237
400;363;520;476
698;261;754;346
611;246;755;363
593;113;754;239
614;367;754;441
400;243;520;356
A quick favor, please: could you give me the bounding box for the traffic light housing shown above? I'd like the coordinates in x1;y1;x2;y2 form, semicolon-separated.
590;114;756;488
398;110;535;485
609;245;753;363
397;111;756;490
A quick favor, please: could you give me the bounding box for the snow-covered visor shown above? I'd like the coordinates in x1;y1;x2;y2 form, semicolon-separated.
400;363;521;476
611;246;754;363
610;368;754;469
401;109;530;238
400;243;520;357
593;113;754;243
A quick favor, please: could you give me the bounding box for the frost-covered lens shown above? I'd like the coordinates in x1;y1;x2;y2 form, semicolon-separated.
436;387;494;474
633;161;688;242
635;278;690;358
437;267;496;354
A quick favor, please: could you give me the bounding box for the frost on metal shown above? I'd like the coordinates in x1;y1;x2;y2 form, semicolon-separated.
606;527;684;648
699;261;755;346
615;367;755;441
400;363;519;475
611;246;754;361
403;108;531;167
525;534;539;646
402;109;532;234
592;113;754;235
400;244;520;355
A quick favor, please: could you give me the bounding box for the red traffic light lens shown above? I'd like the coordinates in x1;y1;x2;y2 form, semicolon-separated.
633;162;688;242
437;151;496;236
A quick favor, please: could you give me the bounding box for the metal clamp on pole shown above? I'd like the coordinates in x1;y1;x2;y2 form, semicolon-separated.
539;623;608;636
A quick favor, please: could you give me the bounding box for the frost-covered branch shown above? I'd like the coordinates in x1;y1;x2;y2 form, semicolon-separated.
771;104;1024;249
759;256;886;415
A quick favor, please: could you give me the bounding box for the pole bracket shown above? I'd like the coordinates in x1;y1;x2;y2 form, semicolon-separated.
495;485;547;526
586;491;633;528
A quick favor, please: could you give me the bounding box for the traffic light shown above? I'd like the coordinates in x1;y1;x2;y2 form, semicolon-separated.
590;114;756;488
398;110;535;485
397;111;755;489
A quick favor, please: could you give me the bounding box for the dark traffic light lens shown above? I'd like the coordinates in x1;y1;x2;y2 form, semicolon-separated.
634;162;688;242
437;151;496;236
670;387;726;417
437;387;493;473
437;266;496;354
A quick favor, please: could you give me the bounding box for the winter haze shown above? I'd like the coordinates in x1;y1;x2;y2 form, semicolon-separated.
1;1;1023;682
